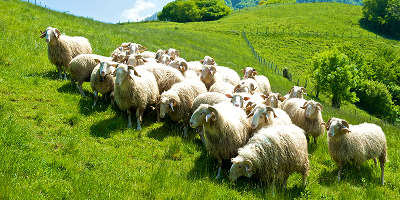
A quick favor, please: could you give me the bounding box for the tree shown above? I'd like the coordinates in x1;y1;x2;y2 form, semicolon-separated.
363;0;400;34
310;48;359;108
158;0;231;23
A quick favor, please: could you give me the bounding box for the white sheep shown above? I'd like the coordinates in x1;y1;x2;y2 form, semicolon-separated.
40;27;92;79
284;86;306;99
233;79;259;94
67;54;111;96
114;64;159;130
111;46;128;63
248;104;292;130
140;51;156;59
200;56;216;65
160;79;207;136
229;124;309;188
209;81;235;94
264;92;286;108
282;98;325;143
189;102;252;179
168;58;202;80
200;65;240;89
121;42;146;55
325;118;387;185
166;48;179;59
241;67;271;94
90;60;118;107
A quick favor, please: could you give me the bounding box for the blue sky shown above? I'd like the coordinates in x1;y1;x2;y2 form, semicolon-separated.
24;0;174;23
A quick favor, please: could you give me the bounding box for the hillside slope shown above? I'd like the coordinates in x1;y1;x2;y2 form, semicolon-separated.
0;0;399;199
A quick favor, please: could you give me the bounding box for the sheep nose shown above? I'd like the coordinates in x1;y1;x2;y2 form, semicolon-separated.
234;104;240;107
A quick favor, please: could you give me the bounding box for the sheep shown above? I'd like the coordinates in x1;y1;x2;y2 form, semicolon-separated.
158;54;173;65
167;58;201;80
114;64;159;130
128;55;185;93
67;54;111;96
209;81;234;94
248;104;292;131
233;79;259;94
160;79;207;137
40;27;92;79
200;56;216;65
189;102;252;179
241;67;271;94
225;93;252;108
264;92;286;108
200;65;240;90
90;60;118;107
325;118;387;185
166;48;179;59
111;47;128;63
229;124;309;188
140;51;156;59
121;42;146;55
284;86;306;99
155;49;165;61
282;98;325;143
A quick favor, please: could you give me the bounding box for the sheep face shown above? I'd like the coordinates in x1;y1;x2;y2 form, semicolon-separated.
301;101;322;120
264;93;285;108
167;48;179;58
234;80;257;94
159;96;177;118
200;65;216;85
249;105;276;130
326;118;350;137
115;65;139;86
159;54;172;65
190;104;211;128
40;27;60;43
94;59;118;81
111;47;127;63
127;55;146;67
242;67;257;79
288;86;306;98
226;94;250;108
123;43;146;55
229;156;254;182
169;58;188;73
200;56;215;65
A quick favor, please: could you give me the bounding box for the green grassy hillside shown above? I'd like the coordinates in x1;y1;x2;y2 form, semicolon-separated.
0;0;399;199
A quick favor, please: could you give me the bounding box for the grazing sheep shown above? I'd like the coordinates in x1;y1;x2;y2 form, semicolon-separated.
284;86;306;99
67;54;111;96
241;67;271;94
200;65;240;89
160;79;207;136
129;55;185;93
282;98;325;143
209;81;235;94
325;118;387;185
40;27;92;79
264;92;286;108
229;124;309;188
248;104;292;130
90;60;118;107
114;64;159;130
189;103;252;179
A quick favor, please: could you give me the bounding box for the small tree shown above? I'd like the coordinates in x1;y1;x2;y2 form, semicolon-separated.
363;0;400;34
311;48;359;108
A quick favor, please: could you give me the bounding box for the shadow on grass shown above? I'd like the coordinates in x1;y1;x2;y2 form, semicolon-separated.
27;70;60;80
318;163;380;186
57;82;90;96
78;95;112;116
359;18;400;41
147;116;200;142
90;115;125;138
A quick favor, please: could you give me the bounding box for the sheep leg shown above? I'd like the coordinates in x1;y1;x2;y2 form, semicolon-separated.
283;177;288;190
199;125;206;146
77;81;86;97
306;136;310;144
136;109;142;131
127;110;133;128
337;164;342;182
216;160;222;179
92;91;98;108
57;66;63;79
373;158;377;167
63;68;67;80
313;136;317;144
379;153;386;185
183;124;189;138
302;173;307;187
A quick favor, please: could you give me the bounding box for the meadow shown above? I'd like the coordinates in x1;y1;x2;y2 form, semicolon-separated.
0;0;399;199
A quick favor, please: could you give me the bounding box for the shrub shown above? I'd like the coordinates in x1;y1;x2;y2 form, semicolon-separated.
354;79;395;120
362;0;400;34
158;0;231;22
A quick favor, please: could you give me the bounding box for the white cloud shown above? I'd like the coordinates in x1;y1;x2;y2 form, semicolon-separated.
121;0;157;22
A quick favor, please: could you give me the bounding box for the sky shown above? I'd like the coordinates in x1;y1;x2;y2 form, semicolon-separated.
24;0;174;23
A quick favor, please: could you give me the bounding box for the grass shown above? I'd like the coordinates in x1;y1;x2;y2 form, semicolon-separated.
0;0;399;199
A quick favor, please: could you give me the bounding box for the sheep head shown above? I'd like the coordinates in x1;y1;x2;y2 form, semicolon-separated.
155;49;165;61
127;54;146;67
250;105;276;130
40;27;61;43
159;94;178;118
301;100;323;119
234;80;257;94
326;118;351;137
169;58;188;73
288;86;306;99
200;65;216;85
200;56;216;65
167;48;179;59
190;104;213;128
159;54;173;65
229;156;254;182
242;67;258;79
95;59;118;81
263;93;284;108
226;93;250;108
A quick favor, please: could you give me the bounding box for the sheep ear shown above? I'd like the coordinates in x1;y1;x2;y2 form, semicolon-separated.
300;101;308;109
200;59;204;64
39;30;46;38
317;103;323;111
225;94;233;98
94;59;101;64
250;83;257;91
243;160;253;177
243;97;250;101
289;86;294;94
261;94;268;99
266;106;277;118
176;50;180;57
206;107;218;122
326;118;332;130
211;59;215;65
180;62;188;72
342;120;350;128
169;102;175;112
210;66;216;75
241;68;245;74
234;85;240;93
54;28;61;38
278;94;286;102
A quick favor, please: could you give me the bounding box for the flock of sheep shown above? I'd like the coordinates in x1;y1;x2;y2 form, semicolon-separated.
40;26;388;188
